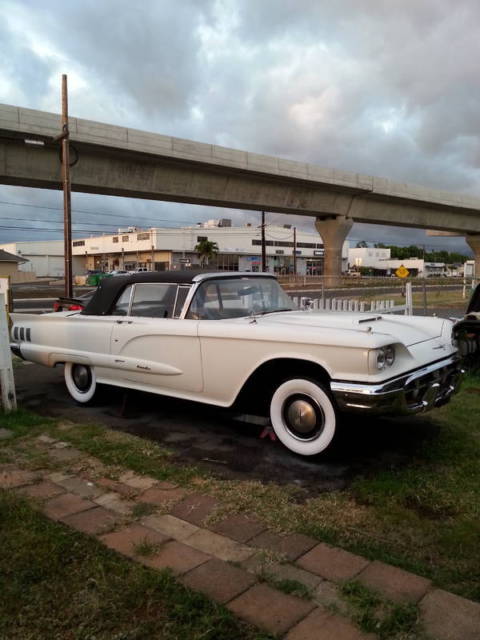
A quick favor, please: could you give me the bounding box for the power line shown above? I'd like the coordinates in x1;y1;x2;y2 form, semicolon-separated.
0;225;119;234
0;198;205;225
0;214;126;228
0;219;264;237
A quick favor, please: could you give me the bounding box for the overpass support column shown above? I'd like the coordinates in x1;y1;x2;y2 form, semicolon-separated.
315;215;353;286
466;234;480;280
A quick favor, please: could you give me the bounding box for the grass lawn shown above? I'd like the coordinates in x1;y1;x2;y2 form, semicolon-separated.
0;490;271;640
2;373;480;606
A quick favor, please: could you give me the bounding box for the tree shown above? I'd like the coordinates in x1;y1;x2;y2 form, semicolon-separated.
356;240;368;248
194;239;219;267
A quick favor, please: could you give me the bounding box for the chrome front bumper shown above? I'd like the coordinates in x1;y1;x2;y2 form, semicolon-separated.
331;356;464;416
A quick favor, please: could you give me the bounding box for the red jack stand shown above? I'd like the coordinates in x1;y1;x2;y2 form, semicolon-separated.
259;425;277;441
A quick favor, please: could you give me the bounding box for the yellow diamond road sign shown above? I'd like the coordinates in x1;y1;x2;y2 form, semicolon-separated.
395;265;410;278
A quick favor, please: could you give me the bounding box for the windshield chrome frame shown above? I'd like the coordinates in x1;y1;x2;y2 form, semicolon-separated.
181;275;294;321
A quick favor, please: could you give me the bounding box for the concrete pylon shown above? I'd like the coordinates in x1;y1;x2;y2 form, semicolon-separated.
315;215;353;286
466;234;480;279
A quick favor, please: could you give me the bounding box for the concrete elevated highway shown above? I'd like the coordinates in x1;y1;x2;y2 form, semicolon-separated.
1;103;480;277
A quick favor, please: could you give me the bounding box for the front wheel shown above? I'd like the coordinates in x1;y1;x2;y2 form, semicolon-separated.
64;362;97;404
269;378;337;456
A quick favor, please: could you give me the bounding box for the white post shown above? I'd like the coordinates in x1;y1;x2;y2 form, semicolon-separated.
405;282;413;315
0;293;16;412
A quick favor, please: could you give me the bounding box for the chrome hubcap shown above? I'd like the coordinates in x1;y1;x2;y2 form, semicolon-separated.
282;394;324;442
286;399;317;433
72;365;91;392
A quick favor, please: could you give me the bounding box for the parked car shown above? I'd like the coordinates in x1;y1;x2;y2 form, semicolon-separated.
109;270;129;276
85;271;111;286
10;271;463;457
453;284;480;361
52;290;95;312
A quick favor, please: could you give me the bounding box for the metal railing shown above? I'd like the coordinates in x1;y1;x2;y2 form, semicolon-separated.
285;276;480;317
292;282;413;315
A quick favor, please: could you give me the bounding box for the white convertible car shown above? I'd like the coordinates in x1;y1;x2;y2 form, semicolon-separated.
10;271;463;456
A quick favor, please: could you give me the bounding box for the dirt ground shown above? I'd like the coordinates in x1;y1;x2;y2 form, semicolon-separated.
14;363;442;498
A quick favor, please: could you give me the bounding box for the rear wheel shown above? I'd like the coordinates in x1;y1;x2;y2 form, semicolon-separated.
269;378;337;456
64;363;97;403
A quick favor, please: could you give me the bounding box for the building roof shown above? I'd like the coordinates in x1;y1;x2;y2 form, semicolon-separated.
0;249;27;263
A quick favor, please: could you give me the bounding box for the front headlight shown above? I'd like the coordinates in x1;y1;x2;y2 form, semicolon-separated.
385;345;395;367
376;349;386;370
375;345;396;370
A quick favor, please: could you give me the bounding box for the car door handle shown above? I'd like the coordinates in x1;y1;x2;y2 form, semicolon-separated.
116;320;133;324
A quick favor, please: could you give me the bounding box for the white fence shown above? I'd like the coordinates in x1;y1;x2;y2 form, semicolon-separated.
293;282;413;315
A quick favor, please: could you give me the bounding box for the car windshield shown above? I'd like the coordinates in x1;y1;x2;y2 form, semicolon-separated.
186;277;296;320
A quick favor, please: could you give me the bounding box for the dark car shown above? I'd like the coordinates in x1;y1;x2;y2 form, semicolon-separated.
453;284;480;361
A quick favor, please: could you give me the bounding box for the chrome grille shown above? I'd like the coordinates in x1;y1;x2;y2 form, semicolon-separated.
405;361;461;408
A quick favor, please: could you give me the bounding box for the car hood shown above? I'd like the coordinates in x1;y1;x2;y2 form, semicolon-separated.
256;311;446;346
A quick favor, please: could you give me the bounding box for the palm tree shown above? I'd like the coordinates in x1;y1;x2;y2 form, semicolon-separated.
194;239;219;268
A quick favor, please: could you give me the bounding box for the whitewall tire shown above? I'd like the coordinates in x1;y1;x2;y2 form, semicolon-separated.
64;362;97;404
269;378;337;456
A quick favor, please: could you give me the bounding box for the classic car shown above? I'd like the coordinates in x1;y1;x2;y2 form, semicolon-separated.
10;271;463;457
453;283;480;362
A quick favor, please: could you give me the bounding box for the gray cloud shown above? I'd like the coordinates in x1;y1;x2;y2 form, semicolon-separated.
0;0;479;254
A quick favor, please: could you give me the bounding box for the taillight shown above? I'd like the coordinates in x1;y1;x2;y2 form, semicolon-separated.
53;301;61;312
68;304;83;311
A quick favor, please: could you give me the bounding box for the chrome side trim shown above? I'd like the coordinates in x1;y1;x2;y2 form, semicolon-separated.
191;272;277;283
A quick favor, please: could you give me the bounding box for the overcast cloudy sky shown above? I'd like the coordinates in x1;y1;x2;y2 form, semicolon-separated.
2;0;480;253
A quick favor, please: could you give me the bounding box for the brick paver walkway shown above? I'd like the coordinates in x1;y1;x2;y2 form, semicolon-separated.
2;433;480;640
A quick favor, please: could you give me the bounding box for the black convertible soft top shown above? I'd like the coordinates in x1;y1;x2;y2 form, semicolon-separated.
82;270;204;316
81;270;276;316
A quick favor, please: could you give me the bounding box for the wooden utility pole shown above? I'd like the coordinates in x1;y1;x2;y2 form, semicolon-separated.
151;228;155;271
60;74;73;297
293;226;297;276
261;211;266;272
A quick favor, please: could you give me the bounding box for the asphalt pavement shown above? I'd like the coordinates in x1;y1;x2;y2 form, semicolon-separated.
14;362;447;497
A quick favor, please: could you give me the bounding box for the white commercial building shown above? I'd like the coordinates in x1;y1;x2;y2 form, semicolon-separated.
348;247;450;277
1;221;349;278
71;221;349;275
0;240;84;278
464;260;475;278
